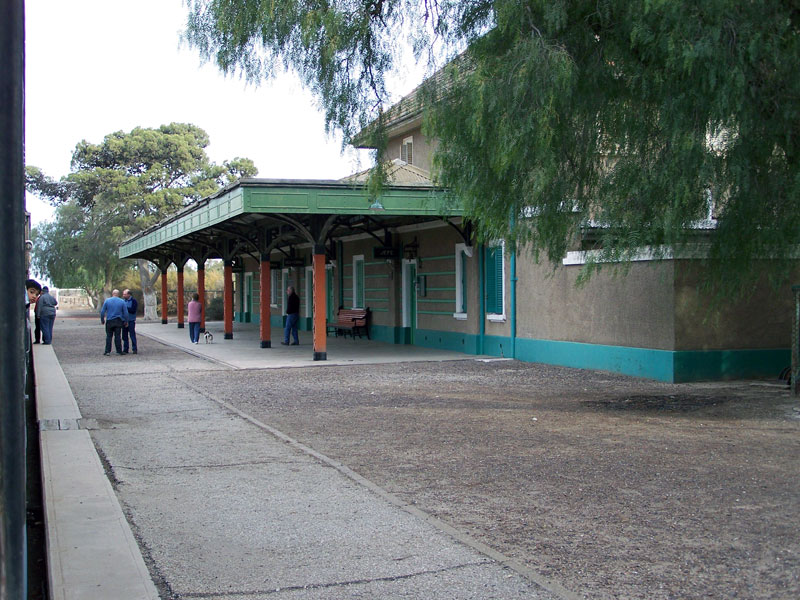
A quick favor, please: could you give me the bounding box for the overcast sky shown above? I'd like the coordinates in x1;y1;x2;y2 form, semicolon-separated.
25;0;414;226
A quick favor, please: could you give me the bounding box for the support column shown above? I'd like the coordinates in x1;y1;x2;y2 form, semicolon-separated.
161;268;169;324
224;260;233;339
197;262;206;333
312;245;327;361
176;267;185;328
260;255;271;348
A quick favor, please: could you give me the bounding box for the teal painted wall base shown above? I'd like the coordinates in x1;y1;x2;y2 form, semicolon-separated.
672;348;789;382
514;338;788;382
369;325;414;345
366;325;788;382
415;328;478;355
514;337;675;381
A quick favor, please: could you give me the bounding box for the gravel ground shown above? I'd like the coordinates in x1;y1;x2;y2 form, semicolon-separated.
54;315;800;599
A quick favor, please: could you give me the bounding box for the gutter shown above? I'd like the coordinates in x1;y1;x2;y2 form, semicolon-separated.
478;244;485;355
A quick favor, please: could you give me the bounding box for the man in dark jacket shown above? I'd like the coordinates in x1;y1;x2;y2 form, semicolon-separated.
282;286;300;345
121;289;138;354
100;289;130;356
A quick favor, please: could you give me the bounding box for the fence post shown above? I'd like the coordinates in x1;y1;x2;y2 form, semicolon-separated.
793;285;800;397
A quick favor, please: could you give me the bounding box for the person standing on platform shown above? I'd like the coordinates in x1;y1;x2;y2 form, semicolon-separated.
26;280;42;343
282;285;300;346
100;289;129;356
187;292;202;344
33;287;42;343
36;286;58;345
122;289;138;354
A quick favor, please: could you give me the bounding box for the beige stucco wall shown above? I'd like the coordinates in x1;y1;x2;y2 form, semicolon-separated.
388;125;438;172
339;237;397;329
241;245;795;355
674;261;797;351
515;256;677;350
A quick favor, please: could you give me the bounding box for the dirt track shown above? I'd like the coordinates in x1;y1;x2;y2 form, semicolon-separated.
188;364;800;599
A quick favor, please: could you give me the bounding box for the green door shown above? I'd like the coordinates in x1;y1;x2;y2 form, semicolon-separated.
326;269;335;322
244;274;252;322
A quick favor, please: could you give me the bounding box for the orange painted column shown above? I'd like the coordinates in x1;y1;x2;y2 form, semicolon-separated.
176;268;185;328
259;256;271;348
197;263;206;333
160;268;168;324
223;261;233;339
312;247;327;361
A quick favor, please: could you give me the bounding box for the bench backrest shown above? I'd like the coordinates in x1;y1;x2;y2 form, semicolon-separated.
336;308;369;325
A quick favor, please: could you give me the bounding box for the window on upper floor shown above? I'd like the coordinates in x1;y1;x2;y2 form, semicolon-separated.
401;136;413;165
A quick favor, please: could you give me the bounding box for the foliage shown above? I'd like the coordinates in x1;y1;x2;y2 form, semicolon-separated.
185;1;800;294
27;123;258;300
31;204;129;305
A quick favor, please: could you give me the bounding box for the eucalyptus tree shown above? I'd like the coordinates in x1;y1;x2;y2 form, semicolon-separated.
185;0;799;293
27;123;257;316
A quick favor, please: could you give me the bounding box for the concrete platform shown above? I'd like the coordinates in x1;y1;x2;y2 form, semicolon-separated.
34;344;159;600
134;319;483;370
33;319;564;600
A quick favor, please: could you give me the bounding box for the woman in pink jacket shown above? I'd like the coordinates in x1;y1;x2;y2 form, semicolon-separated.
187;293;202;344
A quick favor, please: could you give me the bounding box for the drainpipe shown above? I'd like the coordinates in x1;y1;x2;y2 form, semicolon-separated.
478;243;485;355
510;249;517;359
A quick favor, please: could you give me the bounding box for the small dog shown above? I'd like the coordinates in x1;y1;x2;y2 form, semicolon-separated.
204;331;213;344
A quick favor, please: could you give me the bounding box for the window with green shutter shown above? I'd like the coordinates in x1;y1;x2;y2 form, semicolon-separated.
460;250;468;313
485;244;504;315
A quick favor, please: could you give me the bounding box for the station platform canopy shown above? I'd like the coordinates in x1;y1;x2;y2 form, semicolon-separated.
119;176;464;262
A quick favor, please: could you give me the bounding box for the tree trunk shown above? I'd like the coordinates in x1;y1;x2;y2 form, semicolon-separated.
138;259;160;321
103;262;115;299
83;287;98;310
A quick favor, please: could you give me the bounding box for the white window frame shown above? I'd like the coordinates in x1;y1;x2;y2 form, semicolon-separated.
270;268;279;307
486;241;506;323
401;136;413;165
352;254;365;308
401;259;417;328
454;243;472;320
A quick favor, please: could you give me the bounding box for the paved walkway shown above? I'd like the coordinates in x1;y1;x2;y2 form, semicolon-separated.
35;318;564;599
134;319;487;369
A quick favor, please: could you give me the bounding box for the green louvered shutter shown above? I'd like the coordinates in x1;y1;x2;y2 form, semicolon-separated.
485;245;503;314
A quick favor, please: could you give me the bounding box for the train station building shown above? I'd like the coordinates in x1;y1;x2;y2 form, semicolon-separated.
119;84;793;383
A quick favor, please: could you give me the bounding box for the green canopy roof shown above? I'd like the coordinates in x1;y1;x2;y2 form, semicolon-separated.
119;178;463;262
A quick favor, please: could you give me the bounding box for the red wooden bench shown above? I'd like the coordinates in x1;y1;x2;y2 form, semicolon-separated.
326;307;370;339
